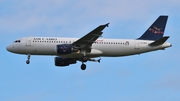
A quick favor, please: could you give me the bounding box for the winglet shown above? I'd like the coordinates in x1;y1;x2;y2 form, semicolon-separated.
97;59;101;63
149;36;170;46
106;23;110;27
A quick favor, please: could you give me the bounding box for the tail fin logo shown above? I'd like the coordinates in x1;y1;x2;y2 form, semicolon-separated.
149;26;164;34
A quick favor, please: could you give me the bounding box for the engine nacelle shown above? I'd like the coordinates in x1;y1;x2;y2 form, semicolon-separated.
56;44;78;54
54;57;76;66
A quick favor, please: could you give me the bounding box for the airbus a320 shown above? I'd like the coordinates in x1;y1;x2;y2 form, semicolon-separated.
6;16;172;70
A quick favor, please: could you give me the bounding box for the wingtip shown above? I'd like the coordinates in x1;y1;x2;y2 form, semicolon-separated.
106;23;110;27
97;59;101;63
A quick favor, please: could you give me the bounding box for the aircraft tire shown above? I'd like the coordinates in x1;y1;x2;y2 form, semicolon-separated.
81;64;86;70
82;56;88;62
26;60;30;64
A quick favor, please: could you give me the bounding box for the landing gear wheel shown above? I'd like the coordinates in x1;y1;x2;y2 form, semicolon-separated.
26;60;30;64
81;64;86;70
26;54;31;64
82;56;88;62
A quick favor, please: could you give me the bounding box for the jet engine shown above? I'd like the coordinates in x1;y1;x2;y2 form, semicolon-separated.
54;57;76;66
56;44;78;54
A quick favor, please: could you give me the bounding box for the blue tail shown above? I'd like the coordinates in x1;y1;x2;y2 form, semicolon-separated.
138;16;168;40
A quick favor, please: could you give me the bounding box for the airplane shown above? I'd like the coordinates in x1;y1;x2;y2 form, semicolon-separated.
6;16;172;70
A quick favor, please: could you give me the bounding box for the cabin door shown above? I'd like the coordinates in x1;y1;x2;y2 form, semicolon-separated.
26;37;31;46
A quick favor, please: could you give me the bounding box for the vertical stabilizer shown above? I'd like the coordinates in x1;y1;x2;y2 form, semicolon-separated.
138;16;168;40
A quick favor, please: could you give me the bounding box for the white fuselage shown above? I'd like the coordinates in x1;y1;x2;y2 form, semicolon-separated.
6;37;171;58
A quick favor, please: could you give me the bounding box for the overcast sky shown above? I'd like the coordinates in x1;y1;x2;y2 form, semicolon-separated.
1;0;180;101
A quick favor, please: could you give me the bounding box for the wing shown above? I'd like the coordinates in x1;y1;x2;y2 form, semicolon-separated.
72;23;109;52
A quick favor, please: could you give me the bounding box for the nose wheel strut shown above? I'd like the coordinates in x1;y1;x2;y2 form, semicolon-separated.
26;54;30;64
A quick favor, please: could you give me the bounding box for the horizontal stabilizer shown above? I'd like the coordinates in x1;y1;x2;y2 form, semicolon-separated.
149;36;169;46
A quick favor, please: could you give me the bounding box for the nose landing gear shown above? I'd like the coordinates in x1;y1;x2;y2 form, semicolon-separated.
26;54;30;64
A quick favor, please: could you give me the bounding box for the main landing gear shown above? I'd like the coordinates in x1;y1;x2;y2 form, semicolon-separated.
80;56;88;70
81;63;86;70
80;56;101;70
26;54;30;64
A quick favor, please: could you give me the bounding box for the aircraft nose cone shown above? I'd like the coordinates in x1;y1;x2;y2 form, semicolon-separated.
6;45;10;51
6;45;13;52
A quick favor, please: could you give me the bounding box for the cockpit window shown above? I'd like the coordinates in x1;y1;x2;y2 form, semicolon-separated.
14;40;21;43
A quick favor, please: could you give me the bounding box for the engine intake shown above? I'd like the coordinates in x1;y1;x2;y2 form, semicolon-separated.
54;57;76;66
56;44;78;54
